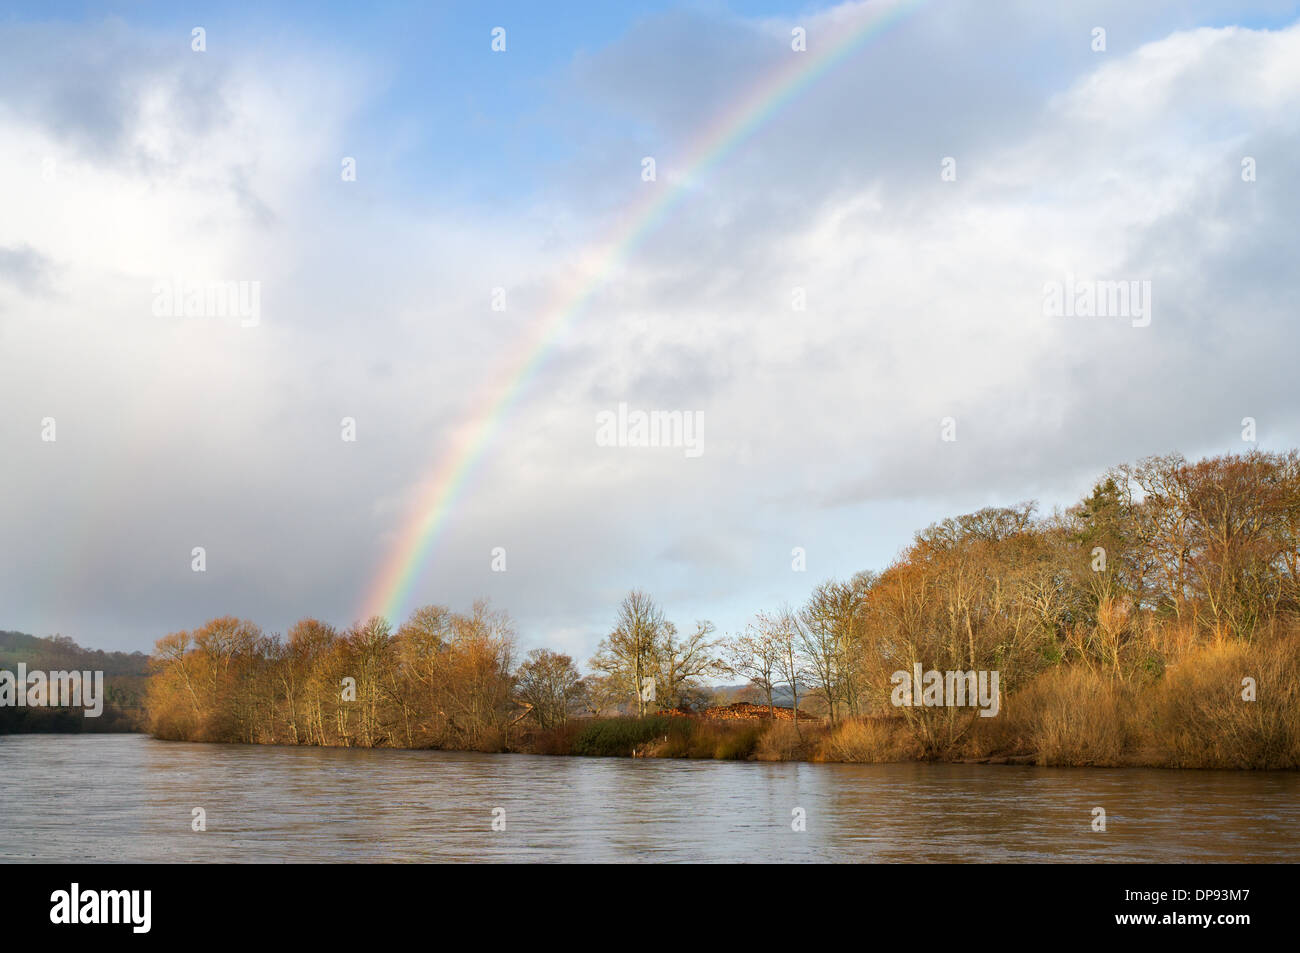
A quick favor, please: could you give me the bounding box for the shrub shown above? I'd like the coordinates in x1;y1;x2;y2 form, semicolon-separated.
525;719;585;756
820;717;918;762
642;719;764;759
572;716;679;757
755;720;823;761
1002;666;1132;766
645;717;698;757
1145;634;1300;769
711;723;764;760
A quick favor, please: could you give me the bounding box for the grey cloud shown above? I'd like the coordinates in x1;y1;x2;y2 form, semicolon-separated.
0;20;231;167
0;244;55;295
5;3;1300;661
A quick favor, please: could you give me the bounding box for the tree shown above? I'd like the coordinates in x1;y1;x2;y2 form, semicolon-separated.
655;620;723;710
768;608;808;734
589;591;669;716
282;618;337;745
515;649;584;728
392;605;455;745
1180;452;1287;641
340;616;393;747
437;601;517;748
727;618;783;718
797;577;869;721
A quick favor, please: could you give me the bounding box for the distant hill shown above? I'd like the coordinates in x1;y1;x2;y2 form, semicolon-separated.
710;683;803;706
0;630;148;733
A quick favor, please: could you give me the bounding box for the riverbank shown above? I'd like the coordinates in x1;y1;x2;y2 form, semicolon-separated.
142;630;1300;770
503;692;1300;769
142;626;1300;771
132;720;1297;770
146;677;1300;770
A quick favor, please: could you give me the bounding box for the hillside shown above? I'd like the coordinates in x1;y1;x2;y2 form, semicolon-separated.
0;630;148;733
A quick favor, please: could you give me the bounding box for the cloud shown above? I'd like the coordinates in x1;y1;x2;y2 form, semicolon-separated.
541;10;1300;514
2;4;1298;658
0;244;55;296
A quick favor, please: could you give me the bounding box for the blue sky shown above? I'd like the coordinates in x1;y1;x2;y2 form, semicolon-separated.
2;0;1300;656
14;0;1293;208
3;1;815;201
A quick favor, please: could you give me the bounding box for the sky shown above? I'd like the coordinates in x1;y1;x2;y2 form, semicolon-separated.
2;0;1299;657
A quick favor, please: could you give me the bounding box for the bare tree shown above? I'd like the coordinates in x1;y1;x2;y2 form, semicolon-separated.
769;608;808;734
589;590;668;716
727;617;782;718
515;649;584;728
656;620;724;710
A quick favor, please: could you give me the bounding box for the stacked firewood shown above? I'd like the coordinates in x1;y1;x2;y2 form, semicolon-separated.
653;702;815;721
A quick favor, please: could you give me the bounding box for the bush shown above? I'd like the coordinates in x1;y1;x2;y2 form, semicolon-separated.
711;722;764;760
1002;666;1132;766
638;718;765;759
755;720;823;761
525;719;585;756
820;717;918;762
1146;635;1300;769
572;716;679;757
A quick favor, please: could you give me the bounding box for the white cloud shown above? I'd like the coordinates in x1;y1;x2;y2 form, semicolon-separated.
2;8;1298;659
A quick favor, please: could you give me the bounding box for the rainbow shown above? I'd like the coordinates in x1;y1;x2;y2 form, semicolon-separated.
361;0;928;624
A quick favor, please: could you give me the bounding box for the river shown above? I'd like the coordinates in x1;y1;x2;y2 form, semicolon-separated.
0;734;1295;862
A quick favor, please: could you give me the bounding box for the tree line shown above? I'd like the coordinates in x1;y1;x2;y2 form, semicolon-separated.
147;449;1300;758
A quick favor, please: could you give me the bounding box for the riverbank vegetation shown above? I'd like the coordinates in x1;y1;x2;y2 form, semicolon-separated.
144;450;1300;769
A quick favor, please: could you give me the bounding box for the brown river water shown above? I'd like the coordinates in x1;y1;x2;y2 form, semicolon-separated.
0;734;1295;862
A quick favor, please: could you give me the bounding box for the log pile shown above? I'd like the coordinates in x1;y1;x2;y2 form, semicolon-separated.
656;702;815;721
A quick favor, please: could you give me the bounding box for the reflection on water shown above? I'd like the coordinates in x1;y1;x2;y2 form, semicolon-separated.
0;734;1295;862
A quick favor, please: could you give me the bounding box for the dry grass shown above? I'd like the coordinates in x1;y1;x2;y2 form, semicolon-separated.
1003;666;1133;766
1144;634;1300;769
818;717;919;763
754;721;824;761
